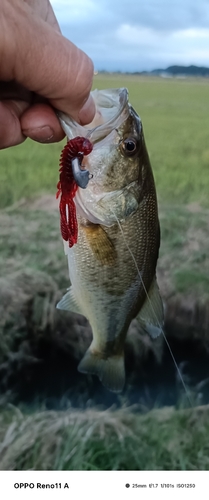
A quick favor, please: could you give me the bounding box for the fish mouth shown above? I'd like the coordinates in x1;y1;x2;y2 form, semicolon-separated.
58;88;130;144
59;88;130;190
57;87;130;189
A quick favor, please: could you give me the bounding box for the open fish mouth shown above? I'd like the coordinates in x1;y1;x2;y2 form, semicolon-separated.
58;88;130;143
58;88;130;191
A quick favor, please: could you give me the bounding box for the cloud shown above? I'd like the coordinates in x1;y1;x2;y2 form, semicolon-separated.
51;0;106;24
116;24;164;47
114;0;209;32
50;0;209;70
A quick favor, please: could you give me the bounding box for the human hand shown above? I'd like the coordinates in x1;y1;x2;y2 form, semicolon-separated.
0;0;95;149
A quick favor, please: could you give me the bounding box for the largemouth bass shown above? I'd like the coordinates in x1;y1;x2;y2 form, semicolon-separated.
57;88;163;392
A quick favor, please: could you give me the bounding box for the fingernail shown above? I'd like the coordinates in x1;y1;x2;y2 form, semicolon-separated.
22;125;54;142
78;95;96;125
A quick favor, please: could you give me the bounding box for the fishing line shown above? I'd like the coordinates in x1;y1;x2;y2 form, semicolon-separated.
111;209;193;408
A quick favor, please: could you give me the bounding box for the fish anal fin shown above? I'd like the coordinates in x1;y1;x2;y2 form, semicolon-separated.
56;287;82;315
78;346;125;393
82;224;117;266
136;277;164;339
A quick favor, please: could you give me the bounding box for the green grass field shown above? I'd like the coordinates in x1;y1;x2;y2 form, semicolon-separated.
0;74;209;208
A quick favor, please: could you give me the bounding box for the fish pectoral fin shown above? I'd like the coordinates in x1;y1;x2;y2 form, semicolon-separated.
136;277;164;339
78;346;125;393
56;287;82;314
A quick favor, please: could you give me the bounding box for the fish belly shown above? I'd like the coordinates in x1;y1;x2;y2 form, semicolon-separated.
61;198;159;392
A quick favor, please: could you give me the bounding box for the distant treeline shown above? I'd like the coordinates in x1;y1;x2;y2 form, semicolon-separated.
150;65;209;77
97;65;209;77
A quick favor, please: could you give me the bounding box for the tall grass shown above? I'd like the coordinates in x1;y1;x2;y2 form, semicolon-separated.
1;405;209;470
0;75;209;208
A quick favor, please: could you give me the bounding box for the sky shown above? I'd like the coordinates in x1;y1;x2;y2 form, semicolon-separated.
51;0;209;72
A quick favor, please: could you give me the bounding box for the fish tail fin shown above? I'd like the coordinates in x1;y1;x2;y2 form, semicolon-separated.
78;347;125;393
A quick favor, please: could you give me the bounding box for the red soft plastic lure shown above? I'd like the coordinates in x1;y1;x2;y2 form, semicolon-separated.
56;136;93;247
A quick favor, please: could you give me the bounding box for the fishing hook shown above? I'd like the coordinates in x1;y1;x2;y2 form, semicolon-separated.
71;158;93;189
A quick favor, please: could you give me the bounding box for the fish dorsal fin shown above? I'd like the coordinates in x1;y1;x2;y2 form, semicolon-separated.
56;287;82;314
136;277;164;338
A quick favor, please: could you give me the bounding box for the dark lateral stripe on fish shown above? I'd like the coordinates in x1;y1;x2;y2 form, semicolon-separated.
82;224;117;266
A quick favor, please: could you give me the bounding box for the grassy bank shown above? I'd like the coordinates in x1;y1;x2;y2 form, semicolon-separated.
0;405;209;470
0;199;208;409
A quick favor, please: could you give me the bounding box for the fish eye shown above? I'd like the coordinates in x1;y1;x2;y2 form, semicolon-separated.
120;137;137;156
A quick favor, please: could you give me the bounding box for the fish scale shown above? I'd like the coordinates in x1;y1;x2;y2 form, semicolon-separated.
57;88;163;392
